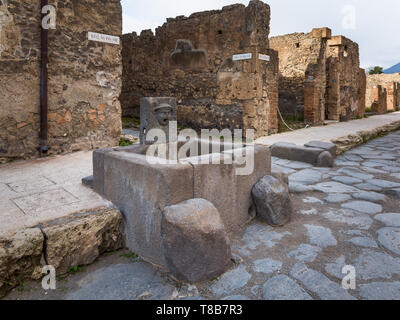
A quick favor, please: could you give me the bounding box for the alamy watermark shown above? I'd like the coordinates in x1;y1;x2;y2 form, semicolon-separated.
341;5;356;30
41;5;56;30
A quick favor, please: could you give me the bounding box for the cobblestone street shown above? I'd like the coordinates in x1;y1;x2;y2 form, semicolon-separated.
5;131;400;300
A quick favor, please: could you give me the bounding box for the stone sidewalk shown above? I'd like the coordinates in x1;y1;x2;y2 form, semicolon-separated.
0;151;111;237
256;111;400;149
4;130;400;300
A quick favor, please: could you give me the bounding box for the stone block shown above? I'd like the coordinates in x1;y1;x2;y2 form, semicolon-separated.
312;27;332;39
162;199;231;283
304;141;337;157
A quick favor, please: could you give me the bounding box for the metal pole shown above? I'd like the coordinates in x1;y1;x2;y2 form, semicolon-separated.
40;0;48;154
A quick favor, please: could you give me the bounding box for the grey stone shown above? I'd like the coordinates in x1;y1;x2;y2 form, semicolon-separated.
162;199;231;283
66;262;176;300
313;182;360;194
290;263;355;300
283;161;313;170
140;97;177;144
81;175;94;188
377;227;400;255
337;168;373;180
289;169;323;185
352;191;386;202
332;176;362;185
288;244;322;262
304;141;337;158
322;209;373;230
304;225;337;248
271;165;289;185
252;175;293;226
341;201;382;215
384;188;400;198
324;194;352;203
317;151;334;168
289;182;314;193
359;282;400;300
252;258;282;274
209;265;252;296
348;237;378;248
241;224;291;251
354;183;382;192
354;249;400;280
369;179;400;189
222;295;250;300
325;255;347;279
271;142;326;166
262;275;312;300
375;213;400;227
303;197;323;204
334;160;359;167
299;208;318;216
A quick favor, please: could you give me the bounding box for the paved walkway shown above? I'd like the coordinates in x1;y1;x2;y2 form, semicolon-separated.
0;151;111;237
256;111;400;146
4;131;400;300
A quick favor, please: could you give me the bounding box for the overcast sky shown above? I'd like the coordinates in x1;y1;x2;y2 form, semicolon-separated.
121;0;400;69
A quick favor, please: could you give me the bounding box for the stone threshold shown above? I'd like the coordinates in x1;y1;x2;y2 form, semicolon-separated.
332;119;400;154
0;207;123;298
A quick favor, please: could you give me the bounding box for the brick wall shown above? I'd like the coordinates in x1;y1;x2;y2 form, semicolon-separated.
0;0;122;163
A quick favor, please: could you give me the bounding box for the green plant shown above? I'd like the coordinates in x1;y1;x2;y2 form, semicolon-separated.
365;106;372;113
120;252;139;259
368;66;384;75
67;265;85;275
119;138;133;147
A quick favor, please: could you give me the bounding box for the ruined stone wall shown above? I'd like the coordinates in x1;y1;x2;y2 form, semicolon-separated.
270;28;365;124
370;85;388;115
0;0;122;163
121;0;279;137
366;74;400;111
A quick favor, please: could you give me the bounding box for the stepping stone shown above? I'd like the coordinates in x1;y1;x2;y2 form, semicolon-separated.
313;182;360;194
360;282;400;300
304;224;337;248
348;237;378;248
290;263;355;300
252;258;282;274
352;191;386;202
341;201;382;215
288;244;322;262
332;176;362;185
324;194;352;203
375;213;400;227
322;209;373;230
209;265;252;296
377;228;400;256
262;275;312;300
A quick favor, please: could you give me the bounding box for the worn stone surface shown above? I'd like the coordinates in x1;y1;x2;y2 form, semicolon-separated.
209;265;252;296
162;199;231;283
121;0;279;137
252;258;282;274
377;228;400;255
288;244;322;262
375;213;400;227
341;201;382;215
304;225;337;248
42;207;123;274
0;0;122;162
0;228;43;297
262;275;312;300
252;175;293;226
359;282;400;300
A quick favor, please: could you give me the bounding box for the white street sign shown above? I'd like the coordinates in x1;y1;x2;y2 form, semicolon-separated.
259;54;270;62
232;53;252;61
88;32;120;45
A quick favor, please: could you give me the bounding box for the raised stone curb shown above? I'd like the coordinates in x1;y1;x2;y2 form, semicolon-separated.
0;207;123;298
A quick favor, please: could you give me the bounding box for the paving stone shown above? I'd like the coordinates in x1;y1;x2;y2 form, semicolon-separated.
354;249;400;280
66;262;176;300
362;161;386;168
299;208;318;216
384;188;400;198
334;160;359;167
251;285;260;296
303;197;323;204
252;258;282;274
222;295;250;300
262;275;312;300
354;183;383;192
283;161;313;170
369;179;400;189
380;166;400;173
393;173;400;180
352;191;386;202
290;169;323;185
325;255;347;279
313;182;360;194
375;213;400;227
209;265;252;296
288;244;322;262
362;167;386;174
290;263;355;300
359;282;400;300
324;194;352;203
337;168;374;180
343;154;363;162
348;237;378;248
377;227;400;255
289;182;314;193
277;166;296;175
332;176;363;185
305;225;337;248
241;224;291;251
341;201;382;215
322;209;373;230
